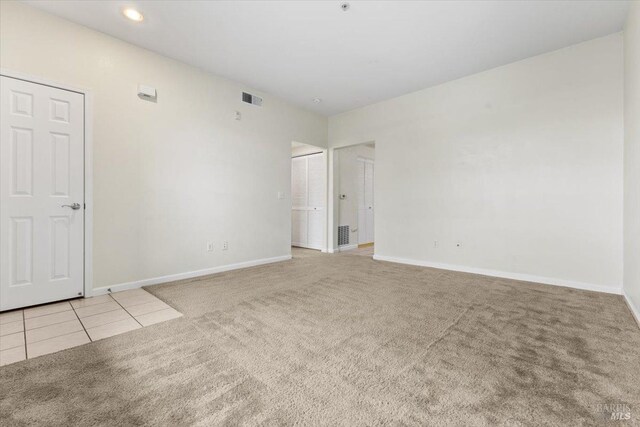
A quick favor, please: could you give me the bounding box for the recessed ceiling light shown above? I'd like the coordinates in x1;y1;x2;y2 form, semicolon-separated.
313;98;322;103
123;8;144;22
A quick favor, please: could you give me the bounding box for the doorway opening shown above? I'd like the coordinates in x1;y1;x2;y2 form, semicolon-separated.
334;142;375;257
290;141;327;254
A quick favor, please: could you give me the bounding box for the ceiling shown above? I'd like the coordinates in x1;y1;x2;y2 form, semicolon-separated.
23;1;630;116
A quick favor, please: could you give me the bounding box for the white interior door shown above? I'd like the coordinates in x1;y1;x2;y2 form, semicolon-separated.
1;76;85;311
291;152;324;250
306;154;325;249
364;161;374;243
291;157;308;247
357;158;374;245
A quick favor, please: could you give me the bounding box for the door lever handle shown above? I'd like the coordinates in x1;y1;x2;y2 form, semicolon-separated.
61;203;81;210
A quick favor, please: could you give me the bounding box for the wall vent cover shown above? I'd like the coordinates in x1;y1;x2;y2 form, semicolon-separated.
242;92;263;106
338;225;350;246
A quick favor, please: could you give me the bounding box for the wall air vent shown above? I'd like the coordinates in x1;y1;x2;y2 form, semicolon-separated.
338;225;350;246
242;92;263;106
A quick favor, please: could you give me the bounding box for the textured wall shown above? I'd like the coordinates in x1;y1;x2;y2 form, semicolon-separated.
330;34;624;291
0;1;328;289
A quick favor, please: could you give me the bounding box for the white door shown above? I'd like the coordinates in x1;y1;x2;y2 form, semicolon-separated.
364;161;374;243
1;76;85;311
291;157;308;247
357;158;374;245
291;153;325;250
306;154;325;249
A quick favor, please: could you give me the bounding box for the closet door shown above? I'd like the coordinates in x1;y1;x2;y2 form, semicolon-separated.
291;153;325;250
357;159;374;245
291;157;308;247
306;154;325;249
357;160;367;244
364;162;374;243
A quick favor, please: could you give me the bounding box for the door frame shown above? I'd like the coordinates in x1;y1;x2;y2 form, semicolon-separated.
1;68;94;299
328;141;376;253
291;144;329;253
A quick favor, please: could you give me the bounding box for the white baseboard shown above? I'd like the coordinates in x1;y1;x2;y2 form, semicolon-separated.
623;289;640;329
373;255;622;295
338;244;358;252
92;255;292;296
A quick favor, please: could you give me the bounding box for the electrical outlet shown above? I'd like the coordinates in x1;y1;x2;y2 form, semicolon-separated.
434;240;439;248
222;241;228;251
207;242;214;252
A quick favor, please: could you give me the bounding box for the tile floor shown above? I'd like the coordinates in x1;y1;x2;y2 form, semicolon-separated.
0;289;181;366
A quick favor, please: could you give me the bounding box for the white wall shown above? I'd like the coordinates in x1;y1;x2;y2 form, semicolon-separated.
1;1;630;298
624;2;640;320
329;34;624;292
0;1;327;290
337;144;375;247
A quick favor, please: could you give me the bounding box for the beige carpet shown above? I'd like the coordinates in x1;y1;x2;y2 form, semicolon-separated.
1;248;639;426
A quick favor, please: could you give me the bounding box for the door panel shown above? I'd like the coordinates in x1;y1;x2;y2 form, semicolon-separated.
1;76;84;311
291;210;308;247
365;162;374;243
291;157;307;208
50;216;71;280
307;209;324;249
357;159;374;245
357;207;368;245
11;127;33;196
307;154;324;208
51;133;71;196
10;217;32;285
291;152;324;250
357;159;367;244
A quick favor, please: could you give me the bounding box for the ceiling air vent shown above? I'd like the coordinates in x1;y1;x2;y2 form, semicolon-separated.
242;92;263;106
